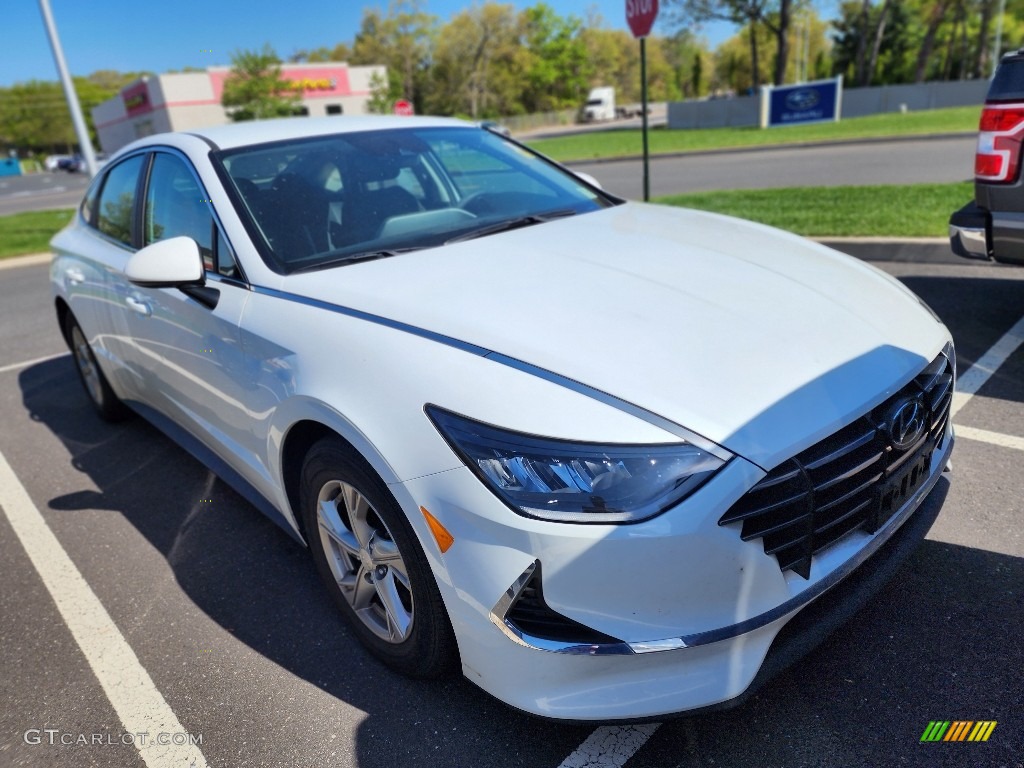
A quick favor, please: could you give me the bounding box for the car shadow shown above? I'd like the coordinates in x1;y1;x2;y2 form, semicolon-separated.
638;537;1023;767
899;273;1024;408
18;357;595;767
17;270;1024;767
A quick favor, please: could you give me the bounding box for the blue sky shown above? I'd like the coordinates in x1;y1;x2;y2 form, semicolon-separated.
2;0;740;87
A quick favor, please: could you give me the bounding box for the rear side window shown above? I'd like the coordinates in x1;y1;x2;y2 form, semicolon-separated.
96;155;145;246
80;176;101;225
989;56;1024;101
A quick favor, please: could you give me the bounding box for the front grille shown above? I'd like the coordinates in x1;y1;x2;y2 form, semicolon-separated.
719;350;953;579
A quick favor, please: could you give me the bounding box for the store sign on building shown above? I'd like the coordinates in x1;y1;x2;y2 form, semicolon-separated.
209;66;353;101
122;81;151;117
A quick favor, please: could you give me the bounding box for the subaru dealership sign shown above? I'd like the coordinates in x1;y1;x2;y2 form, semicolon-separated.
760;76;843;128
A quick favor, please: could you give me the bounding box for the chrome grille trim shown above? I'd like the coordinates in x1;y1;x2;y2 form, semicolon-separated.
719;348;955;579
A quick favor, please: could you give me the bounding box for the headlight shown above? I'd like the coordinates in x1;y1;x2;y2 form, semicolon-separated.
426;406;729;523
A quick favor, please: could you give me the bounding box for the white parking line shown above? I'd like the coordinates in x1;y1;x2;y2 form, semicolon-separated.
956;425;1024;452
0;351;69;375
555;316;1024;768
0;450;208;768
557;724;661;768
951;315;1024;419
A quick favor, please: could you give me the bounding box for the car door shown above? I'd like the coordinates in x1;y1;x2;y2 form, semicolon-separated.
124;149;256;469
61;153;148;401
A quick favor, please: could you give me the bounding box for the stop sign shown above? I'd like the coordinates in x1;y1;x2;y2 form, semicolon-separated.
625;0;658;38
393;99;414;116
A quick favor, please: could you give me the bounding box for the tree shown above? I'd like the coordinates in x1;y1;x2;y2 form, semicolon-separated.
365;72;393;114
661;29;714;98
913;0;954;81
428;4;525;117
221;45;301;121
350;1;436;113
295;43;353;63
668;0;797;87
832;0;914;84
0;71;148;154
519;4;591;111
579;28;636;98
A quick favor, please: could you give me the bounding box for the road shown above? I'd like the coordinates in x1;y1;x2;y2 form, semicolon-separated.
570;135;978;199
1;252;1022;768
0;172;89;216
0;135;976;215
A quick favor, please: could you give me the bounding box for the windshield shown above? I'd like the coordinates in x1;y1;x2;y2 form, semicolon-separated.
214;126;616;274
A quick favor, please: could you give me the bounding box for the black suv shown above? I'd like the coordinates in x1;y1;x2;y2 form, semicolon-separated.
950;48;1024;265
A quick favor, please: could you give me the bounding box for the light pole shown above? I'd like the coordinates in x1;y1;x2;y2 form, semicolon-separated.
38;0;98;177
993;0;1007;78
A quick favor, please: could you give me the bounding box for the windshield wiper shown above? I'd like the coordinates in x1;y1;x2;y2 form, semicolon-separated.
444;209;578;245
291;248;418;274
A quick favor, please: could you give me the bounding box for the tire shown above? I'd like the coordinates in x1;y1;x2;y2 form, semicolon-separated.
65;314;131;422
300;437;457;678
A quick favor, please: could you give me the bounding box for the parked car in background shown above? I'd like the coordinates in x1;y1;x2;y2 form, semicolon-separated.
949;47;1024;265
51;116;954;721
56;154;84;172
45;154;71;172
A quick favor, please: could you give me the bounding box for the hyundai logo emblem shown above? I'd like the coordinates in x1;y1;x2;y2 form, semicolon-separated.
886;396;926;451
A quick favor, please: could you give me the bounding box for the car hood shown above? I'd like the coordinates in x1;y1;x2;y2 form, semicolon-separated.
279;203;948;469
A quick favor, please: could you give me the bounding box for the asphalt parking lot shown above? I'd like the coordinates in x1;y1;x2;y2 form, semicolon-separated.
0;249;1021;768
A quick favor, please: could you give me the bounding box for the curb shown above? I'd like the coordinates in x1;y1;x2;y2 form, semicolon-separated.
0;253;50;271
814;237;964;264
557;131;976;167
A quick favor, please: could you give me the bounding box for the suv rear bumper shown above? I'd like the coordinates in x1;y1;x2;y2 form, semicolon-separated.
949;200;990;260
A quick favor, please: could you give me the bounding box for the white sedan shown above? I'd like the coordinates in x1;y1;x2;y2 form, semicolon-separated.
50;116;954;720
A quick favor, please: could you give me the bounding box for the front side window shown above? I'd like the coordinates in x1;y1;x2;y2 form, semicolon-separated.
96;155;145;246
144;153;215;268
142;152;241;279
215;126;615;274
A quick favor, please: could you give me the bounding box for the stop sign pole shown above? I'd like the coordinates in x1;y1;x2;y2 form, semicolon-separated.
626;0;658;201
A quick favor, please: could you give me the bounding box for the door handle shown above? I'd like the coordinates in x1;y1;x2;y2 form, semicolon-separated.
65;268;85;285
125;295;152;317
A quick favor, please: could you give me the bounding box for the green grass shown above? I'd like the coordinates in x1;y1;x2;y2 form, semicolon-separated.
0;209;73;259
527;106;980;162
0;180;969;259
657;181;972;237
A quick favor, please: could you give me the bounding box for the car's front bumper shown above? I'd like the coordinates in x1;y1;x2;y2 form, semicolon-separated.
399;423;953;721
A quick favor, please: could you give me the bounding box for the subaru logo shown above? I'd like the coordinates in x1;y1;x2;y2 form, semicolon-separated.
886;396;926;451
785;88;820;111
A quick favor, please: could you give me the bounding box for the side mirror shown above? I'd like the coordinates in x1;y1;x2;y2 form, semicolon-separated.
573;171;603;190
125;237;203;287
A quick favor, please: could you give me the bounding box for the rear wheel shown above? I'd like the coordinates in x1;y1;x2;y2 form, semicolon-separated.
65;314;130;422
300;437;457;678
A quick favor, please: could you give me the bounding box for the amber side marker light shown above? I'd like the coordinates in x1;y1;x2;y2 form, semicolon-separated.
420;506;455;553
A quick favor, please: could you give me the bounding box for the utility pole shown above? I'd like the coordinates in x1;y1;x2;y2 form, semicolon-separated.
992;0;1007;78
38;0;98;177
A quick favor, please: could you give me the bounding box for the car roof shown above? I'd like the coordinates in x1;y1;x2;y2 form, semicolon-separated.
151;115;471;152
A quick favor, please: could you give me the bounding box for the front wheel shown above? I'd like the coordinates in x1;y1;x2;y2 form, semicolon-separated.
300;437;457;678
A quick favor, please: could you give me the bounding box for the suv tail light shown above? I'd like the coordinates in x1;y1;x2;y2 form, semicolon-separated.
975;105;1024;184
